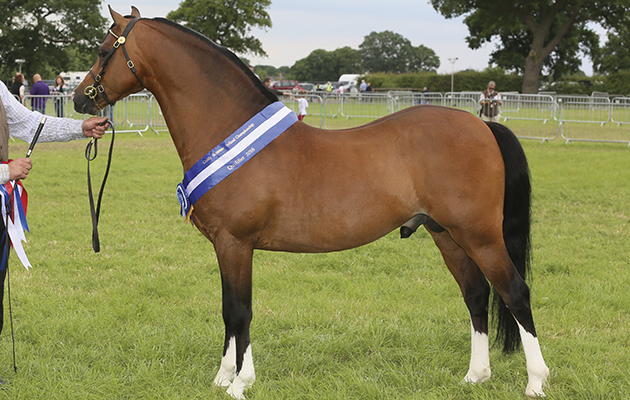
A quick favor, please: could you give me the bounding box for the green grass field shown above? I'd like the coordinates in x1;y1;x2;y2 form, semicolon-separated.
0;131;628;399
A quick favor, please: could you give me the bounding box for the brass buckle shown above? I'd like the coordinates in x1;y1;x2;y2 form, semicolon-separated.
114;36;126;48
84;86;97;100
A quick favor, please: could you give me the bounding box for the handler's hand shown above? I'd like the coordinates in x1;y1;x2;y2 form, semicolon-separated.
82;116;110;139
8;158;33;181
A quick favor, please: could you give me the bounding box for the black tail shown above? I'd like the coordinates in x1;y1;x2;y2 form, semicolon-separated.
485;122;532;354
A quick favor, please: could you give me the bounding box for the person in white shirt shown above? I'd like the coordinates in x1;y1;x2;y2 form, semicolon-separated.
291;94;309;122
0;80;108;363
0;80;108;183
479;81;503;123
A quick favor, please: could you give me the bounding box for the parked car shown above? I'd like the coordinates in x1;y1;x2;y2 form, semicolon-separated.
270;80;301;91
299;82;316;92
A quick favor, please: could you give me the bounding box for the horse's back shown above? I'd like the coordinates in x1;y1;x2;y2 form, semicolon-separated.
278;105;505;208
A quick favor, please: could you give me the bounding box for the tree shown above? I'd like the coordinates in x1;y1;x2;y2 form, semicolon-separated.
291;47;362;82
430;0;630;93
408;44;440;72
359;31;439;73
488;22;600;81
595;28;630;74
0;0;106;79
331;47;364;75
167;0;272;57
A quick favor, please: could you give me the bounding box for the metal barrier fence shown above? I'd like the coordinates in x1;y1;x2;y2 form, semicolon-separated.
559;96;630;145
17;91;630;146
500;93;559;142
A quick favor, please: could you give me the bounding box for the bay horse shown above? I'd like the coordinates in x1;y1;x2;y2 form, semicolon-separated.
74;7;549;399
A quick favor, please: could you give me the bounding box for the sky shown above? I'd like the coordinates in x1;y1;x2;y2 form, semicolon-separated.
102;0;599;77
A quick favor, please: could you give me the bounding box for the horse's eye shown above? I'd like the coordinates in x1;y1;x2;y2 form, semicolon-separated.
98;49;108;59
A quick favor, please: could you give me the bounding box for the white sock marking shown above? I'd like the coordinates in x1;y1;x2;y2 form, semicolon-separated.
463;321;491;384
517;322;549;397
214;336;236;387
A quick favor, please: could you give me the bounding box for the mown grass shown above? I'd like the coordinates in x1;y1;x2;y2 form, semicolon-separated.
0;132;628;399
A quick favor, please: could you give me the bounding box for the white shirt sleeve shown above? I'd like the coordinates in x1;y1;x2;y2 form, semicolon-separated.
1;81;85;144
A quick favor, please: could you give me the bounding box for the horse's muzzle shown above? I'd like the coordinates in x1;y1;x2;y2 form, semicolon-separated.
73;92;100;115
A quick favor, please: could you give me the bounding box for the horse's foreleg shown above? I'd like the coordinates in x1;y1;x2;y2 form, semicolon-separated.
212;236;255;399
427;229;492;384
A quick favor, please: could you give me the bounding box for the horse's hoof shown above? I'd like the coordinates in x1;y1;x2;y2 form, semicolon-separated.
462;368;491;385
226;375;253;399
213;366;235;387
525;368;549;397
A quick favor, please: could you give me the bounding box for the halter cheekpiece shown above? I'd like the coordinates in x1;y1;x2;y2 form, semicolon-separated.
84;17;145;107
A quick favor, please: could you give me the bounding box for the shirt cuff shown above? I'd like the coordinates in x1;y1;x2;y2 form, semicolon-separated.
0;164;9;185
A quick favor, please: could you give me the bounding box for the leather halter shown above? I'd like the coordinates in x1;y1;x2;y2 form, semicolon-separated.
84;17;145;107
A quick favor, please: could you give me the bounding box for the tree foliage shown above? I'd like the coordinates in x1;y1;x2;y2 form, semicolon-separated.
0;0;106;79
595;28;630;74
291;47;363;82
430;0;630;93
359;31;439;73
167;0;272;57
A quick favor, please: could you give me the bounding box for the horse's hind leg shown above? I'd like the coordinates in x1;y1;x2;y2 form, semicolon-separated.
451;229;549;397
212;235;256;399
427;228;492;384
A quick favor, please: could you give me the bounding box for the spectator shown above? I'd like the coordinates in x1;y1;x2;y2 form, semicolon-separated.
360;79;367;93
10;73;25;102
420;87;430;105
29;74;49;114
365;82;373;102
479;80;502;122
52;75;67;117
291;92;309;122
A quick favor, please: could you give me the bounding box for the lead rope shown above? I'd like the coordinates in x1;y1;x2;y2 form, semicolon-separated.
85;119;115;253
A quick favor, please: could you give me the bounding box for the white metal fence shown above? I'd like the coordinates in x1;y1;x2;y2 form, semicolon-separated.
16;91;630;146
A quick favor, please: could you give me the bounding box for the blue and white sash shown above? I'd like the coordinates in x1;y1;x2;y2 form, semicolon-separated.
177;101;297;221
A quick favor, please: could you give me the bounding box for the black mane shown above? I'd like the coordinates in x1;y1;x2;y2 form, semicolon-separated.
152;17;278;104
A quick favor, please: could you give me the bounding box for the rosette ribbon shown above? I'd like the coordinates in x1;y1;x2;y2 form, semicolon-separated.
0;181;31;271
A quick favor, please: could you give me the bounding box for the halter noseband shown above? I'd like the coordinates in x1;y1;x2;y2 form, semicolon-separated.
84;17;145;107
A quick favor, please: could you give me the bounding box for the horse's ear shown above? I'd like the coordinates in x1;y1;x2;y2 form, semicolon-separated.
108;5;126;26
131;6;141;18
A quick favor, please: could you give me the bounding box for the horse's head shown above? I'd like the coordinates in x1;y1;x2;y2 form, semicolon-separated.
74;6;145;115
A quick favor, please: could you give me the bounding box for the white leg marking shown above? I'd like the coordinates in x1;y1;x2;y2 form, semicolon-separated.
517;322;549;397
463;322;491;384
226;344;256;400
214;336;236;387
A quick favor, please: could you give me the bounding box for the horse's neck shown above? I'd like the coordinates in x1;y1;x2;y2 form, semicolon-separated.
142;23;271;169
